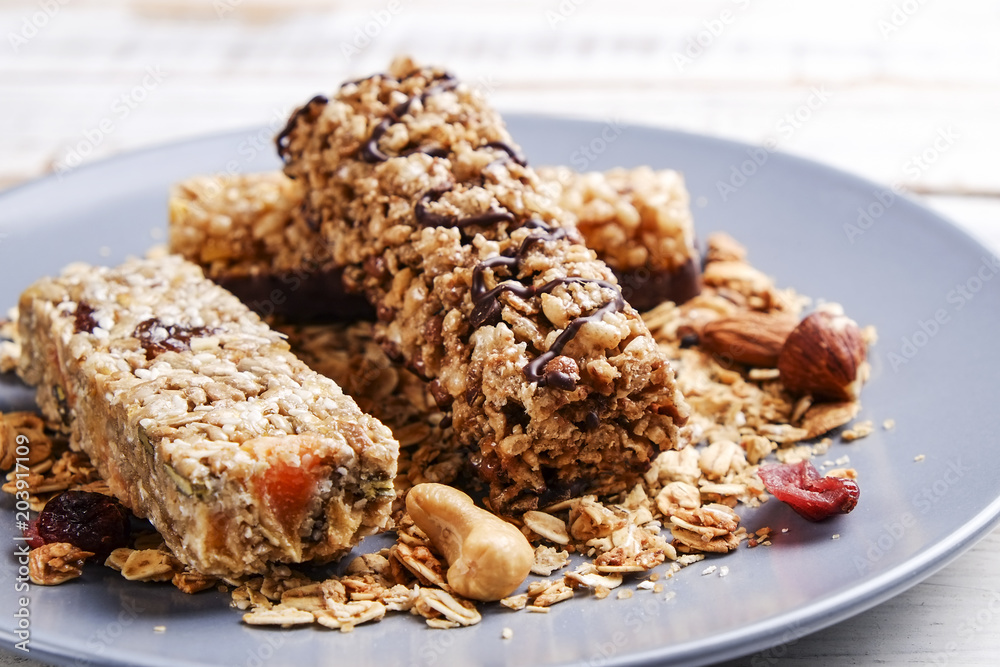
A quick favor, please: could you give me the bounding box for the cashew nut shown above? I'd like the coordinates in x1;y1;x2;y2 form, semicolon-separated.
405;483;534;601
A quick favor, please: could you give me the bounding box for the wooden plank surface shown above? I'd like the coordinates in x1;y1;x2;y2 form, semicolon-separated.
1;1;999;665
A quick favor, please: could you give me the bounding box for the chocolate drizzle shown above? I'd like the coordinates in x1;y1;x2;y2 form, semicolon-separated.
358;74;458;164
482;141;527;167
522;286;624;385
339;73;393;89
415;186;517;229
468;221;625;388
276;95;328;163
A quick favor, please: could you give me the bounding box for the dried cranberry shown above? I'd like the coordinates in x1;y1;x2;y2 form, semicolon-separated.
34;490;131;558
22;518;44;549
757;460;860;522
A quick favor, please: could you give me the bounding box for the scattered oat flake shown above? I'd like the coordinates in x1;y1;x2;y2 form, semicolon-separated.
842;420;873;441
781;528;789;533
616;589;634;600
883;419;896;430
637;581;655;591
153;626;166;633
719;566;730;578
701;566;717;576
501;627;513;640
526;605;550;613
653;584;664;593
914;454;926;462
835;455;850;466
664;591;676;601
832;534;841;540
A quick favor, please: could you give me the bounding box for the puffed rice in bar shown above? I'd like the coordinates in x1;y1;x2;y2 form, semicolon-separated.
535;165;701;310
16;255;398;577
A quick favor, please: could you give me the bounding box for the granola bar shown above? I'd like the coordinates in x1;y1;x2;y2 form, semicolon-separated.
275;57;688;512
168;165;700;319
15;255;398;577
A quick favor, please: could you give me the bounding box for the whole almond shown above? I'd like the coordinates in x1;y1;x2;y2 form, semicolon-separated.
778;311;867;402
699;312;799;367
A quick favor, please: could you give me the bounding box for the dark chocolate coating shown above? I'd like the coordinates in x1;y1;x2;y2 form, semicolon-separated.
217;257;699;325
614;256;702;311
215;268;375;323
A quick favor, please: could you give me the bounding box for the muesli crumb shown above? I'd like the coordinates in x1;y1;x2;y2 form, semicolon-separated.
914;454;926;462
883;419;896;430
501;627;513;640
842;420;874;441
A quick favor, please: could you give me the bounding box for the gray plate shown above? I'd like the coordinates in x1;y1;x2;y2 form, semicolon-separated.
2;116;1000;667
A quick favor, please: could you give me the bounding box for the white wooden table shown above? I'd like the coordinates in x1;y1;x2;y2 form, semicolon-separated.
2;1;999;665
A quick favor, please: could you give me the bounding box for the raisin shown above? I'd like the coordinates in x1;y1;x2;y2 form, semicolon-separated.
757;460;860;522
73;302;99;334
132;318;212;360
34;490;132;558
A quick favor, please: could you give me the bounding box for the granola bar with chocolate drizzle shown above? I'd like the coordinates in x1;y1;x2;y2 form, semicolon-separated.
277;57;688;512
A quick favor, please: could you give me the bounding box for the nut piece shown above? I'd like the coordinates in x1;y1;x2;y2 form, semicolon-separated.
405;483;534;601
778;310;867;401
700;312;798;367
29;542;94;585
